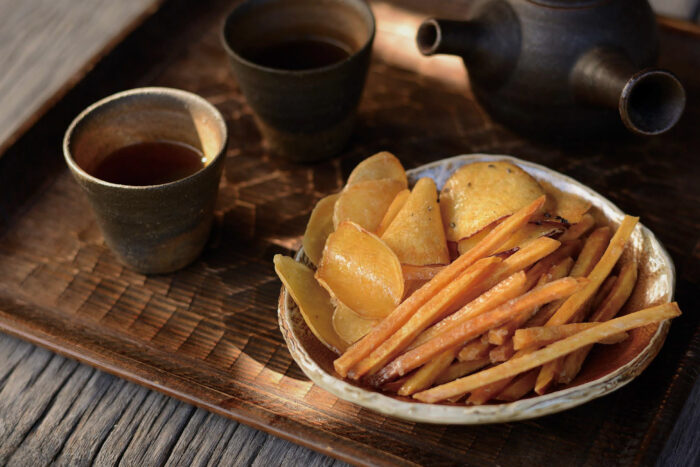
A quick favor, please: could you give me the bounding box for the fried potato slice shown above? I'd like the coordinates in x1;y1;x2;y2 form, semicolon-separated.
346;151;408;188
376;189;410;236
273;255;347;354
440;161;545;242
302;193;340;266
381;178;450;265
333;179;405;232
541;180;592;224
316;221;404;319
332;302;379;345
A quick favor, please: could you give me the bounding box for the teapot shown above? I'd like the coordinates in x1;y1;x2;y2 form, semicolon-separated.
416;0;686;137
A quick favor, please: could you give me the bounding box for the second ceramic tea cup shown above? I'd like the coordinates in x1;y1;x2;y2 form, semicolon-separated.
63;87;228;274
221;0;375;162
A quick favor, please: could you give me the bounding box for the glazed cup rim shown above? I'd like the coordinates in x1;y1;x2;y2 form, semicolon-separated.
63;86;228;191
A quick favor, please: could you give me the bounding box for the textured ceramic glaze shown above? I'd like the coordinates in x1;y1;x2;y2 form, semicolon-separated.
221;0;375;161
278;154;675;424
64;87;228;274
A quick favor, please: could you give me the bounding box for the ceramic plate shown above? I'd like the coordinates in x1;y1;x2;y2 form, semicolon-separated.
277;154;675;424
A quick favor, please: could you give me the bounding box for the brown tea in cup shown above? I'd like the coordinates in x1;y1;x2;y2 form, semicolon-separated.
89;140;205;186
241;37;351;71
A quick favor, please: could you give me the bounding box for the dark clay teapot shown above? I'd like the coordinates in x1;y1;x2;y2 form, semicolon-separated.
416;0;686;137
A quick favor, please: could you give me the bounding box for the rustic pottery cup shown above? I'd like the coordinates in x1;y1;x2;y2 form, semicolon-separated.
221;0;375;162
63;87;228;274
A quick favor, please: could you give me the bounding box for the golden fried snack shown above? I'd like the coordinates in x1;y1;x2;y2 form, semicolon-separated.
414;303;681;403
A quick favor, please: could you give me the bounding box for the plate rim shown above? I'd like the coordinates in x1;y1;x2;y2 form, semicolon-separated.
278;153;676;424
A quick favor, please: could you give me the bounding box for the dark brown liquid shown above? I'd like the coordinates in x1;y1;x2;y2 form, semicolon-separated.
243;37;351;70
90;141;205;186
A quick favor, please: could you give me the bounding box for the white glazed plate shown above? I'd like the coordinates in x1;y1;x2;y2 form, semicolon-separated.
278;154;675;424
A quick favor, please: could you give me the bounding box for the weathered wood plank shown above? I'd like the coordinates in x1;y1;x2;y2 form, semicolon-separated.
0;335;342;466
0;0;159;149
54;379;144;466
0;346;78;464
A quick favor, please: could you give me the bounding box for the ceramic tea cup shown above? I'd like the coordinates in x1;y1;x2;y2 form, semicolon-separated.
63;87;228;274
221;0;375;162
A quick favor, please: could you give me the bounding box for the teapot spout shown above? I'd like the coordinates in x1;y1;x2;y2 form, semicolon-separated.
416;18;483;58
572;47;686;135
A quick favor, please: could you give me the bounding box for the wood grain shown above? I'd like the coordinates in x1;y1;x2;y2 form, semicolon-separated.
0;0;162;153
0;335;346;466
0;0;698;465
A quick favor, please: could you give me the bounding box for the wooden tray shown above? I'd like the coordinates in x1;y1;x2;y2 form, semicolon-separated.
1;0;698;465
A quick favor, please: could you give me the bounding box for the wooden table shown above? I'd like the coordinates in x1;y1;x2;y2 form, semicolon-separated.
0;1;697;466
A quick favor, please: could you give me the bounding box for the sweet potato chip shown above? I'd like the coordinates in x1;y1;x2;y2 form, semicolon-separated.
541;180;592;224
333;179;405;232
316;221;404;319
376;189;410;236
440;161;545;242
332;302;379;345
346;151;408;188
381;178;450;265
302;193;340;266
273;255;347;353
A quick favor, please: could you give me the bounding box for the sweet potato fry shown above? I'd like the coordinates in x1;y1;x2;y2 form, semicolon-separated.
456;223;497;256
494;370;539;401
489;256;574;345
489;340;515;363
590;260;638;323
591;274;618;311
382;376;409;393
557;260;638;384
370;277;587;386
523;249;576;291
333;196;546;378
472;328;627;402
413;272;527;351
402;264;445;282
302;193;340;266
569;227;611;278
351;256;501;379
398;348;456;396
466;377;513;405
458;336;492;361
513;322;628;350
413;302;681;403
411;238;559;350
534;216;638;394
558;213;595;242
435;358;491;385
403;279;428;301
376;189;409;236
